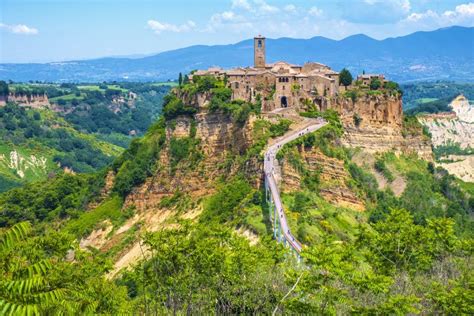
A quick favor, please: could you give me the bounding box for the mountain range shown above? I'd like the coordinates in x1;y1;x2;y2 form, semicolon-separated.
1;26;473;83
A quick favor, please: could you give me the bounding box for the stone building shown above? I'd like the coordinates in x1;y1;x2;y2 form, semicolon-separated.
192;35;340;112
356;74;386;86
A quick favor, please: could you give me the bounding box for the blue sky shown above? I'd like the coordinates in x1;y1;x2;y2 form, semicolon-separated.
1;0;473;63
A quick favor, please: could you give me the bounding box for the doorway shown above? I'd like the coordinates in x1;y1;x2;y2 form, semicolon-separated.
281;96;288;108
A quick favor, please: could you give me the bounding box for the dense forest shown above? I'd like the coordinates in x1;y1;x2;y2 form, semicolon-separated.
0;78;472;314
0;81;169;192
401;81;474;111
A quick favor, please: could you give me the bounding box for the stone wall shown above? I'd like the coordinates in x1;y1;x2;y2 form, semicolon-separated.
0;93;50;108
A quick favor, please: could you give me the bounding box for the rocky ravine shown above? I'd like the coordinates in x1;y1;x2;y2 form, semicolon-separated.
418;95;474;149
418;95;474;182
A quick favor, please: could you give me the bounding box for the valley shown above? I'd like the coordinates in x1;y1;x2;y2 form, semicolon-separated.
1;72;471;314
0;19;473;315
0;81;170;191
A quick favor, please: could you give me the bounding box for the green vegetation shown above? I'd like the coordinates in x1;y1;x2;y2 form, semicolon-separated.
0;82;472;314
374;157;395;182
162;94;197;120
342;78;401;103
369;77;382;90
401;114;426;138
339;68;353;87
169;136;201;171
401;81;474;109
406;96;454;115
0;222;130;314
0;173;104;227
433;141;474;160
0;103;117;174
65;196;126;237
0;81;170;192
112;119;166;198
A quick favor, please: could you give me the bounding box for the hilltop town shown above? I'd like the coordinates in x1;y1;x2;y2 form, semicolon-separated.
192;36;402;127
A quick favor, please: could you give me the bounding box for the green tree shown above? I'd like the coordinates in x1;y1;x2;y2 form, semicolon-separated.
183;74;190;84
370;77;382;90
178;72;183;87
0;81;8;95
0;222;64;314
339;68;353;87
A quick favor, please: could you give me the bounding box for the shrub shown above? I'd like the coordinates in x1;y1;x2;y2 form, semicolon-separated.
370;78;382;90
374;159;395;182
269;119;292;137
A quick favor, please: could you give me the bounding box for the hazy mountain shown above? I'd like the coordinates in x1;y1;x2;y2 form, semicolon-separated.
1;26;473;83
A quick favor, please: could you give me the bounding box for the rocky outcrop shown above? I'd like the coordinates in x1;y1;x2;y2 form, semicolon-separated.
328;94;402;127
438;155;474;182
418;95;474;149
124;111;259;213
325;93;434;161
0;150;48;179
342;125;433;161
281;147;365;211
0;93;50;108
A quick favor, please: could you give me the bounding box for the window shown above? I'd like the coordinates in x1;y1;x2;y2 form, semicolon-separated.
258;40;262;48
235;82;239;89
282;85;285;90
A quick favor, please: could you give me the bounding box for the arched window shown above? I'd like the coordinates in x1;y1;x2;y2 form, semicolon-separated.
258;40;262;48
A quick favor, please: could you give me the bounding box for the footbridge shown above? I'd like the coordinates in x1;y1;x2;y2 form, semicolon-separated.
264;118;327;254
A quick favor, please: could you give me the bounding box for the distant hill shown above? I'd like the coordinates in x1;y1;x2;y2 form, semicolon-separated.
1;26;473;83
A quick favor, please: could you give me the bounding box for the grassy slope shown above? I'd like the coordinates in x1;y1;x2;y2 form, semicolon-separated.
0;107;123;192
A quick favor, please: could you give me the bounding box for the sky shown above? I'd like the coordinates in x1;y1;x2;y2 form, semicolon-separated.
1;0;473;63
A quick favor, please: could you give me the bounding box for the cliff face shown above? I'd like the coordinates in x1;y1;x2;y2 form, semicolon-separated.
417;95;474;181
342;126;433;161
0;93;50;108
329;94;403;128
280;146;365;211
124;111;258;213
418;95;474;149
330;94;433;161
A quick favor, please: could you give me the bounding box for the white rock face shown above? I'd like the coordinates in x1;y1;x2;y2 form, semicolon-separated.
451;95;474;123
0;150;48;179
418;95;474;182
418;95;474;149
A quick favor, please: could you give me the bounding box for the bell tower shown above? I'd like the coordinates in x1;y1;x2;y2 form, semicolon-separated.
254;35;266;68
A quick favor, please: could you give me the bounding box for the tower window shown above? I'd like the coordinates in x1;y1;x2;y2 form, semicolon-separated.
258;40;262;48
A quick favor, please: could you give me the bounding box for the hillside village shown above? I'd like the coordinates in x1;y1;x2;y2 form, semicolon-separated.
1;0;474;313
0;37;472;315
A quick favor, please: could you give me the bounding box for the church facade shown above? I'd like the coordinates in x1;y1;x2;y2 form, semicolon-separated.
191;35;340;112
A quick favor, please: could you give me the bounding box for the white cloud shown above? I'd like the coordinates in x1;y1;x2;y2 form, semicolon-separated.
210;11;241;24
0;23;38;35
403;2;474;24
147;20;196;34
284;4;297;13
451;2;474;17
363;0;410;12
254;0;279;14
232;0;252;11
405;10;437;22
308;7;323;17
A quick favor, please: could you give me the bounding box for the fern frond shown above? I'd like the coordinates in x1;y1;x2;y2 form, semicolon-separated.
26;259;52;277
3;276;47;297
0;298;40;316
0;222;32;252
